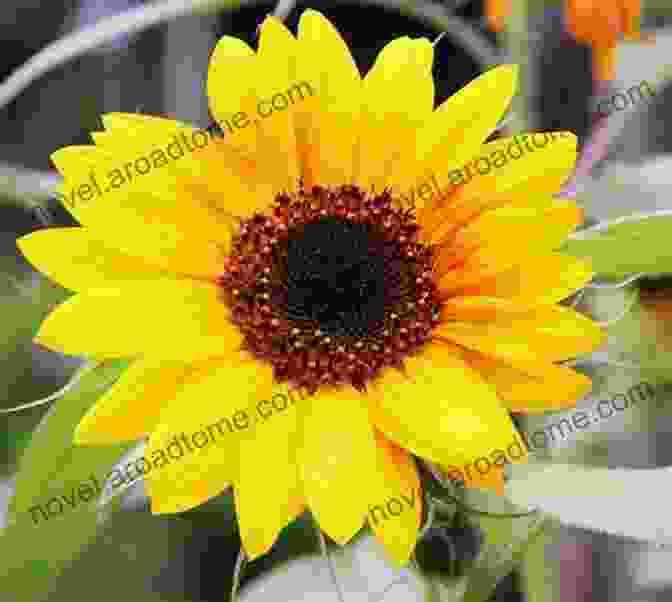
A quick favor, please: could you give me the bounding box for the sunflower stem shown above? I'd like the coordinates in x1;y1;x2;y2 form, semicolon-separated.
418;495;437;540
564;82;617;192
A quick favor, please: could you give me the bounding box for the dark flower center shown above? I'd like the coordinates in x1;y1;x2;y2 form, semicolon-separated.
218;185;442;393
285;217;386;337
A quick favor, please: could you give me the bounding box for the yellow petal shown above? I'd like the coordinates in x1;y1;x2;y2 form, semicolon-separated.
145;356;274;514
53;137;229;231
438;458;508;494
18;227;172;291
299;387;383;545
207;36;259;157
410;65;518;207
370;342;520;467
99;113;273;217
433;189;582;251
440;297;542;321
436;201;583;289
368;432;422;565
35;280;244;360
75;358;208;445
207;16;325;194
447;132;578;206
296;9;361;187
464;351;593;413
357;36;434;193
369;399;447;469
51;146;231;277
419;132;578;238
435;304;605;366
255;16;302;194
87;123;235;227
428;186;579;243
235;383;306;559
451;252;594;305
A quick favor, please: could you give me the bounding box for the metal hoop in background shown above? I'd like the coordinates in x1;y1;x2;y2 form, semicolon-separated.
328;0;500;71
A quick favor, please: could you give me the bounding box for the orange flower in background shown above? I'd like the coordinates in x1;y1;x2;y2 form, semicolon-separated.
565;0;642;81
485;0;509;32
485;0;644;81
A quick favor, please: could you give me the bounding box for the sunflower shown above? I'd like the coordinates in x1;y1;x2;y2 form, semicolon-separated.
486;0;642;81
18;10;603;565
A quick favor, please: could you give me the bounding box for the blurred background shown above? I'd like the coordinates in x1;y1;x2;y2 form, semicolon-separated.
1;0;672;601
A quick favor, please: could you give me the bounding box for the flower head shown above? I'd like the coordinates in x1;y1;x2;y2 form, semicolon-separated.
18;10;603;565
485;0;510;33
486;0;643;81
566;0;642;81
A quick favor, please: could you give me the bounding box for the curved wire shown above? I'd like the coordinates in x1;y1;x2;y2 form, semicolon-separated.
561;350;642;370
0;0;251;112
587;274;645;290
230;547;248;602
331;0;499;69
316;526;347;602
373;564;420;602
0;0;499;114
0;163;61;206
0;360;111;414
432;30;448;47
370;571;413;602
272;0;295;20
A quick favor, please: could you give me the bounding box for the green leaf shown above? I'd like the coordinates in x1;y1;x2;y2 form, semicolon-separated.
0;244;74;474
520;518;561;602
38;507;206;602
0;359;135;601
417;484;546;602
0;259;69;411
0;427;32;454
9;361;127;512
418;511;546;602
561;212;672;279
458;511;546;602
423;575;466;602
